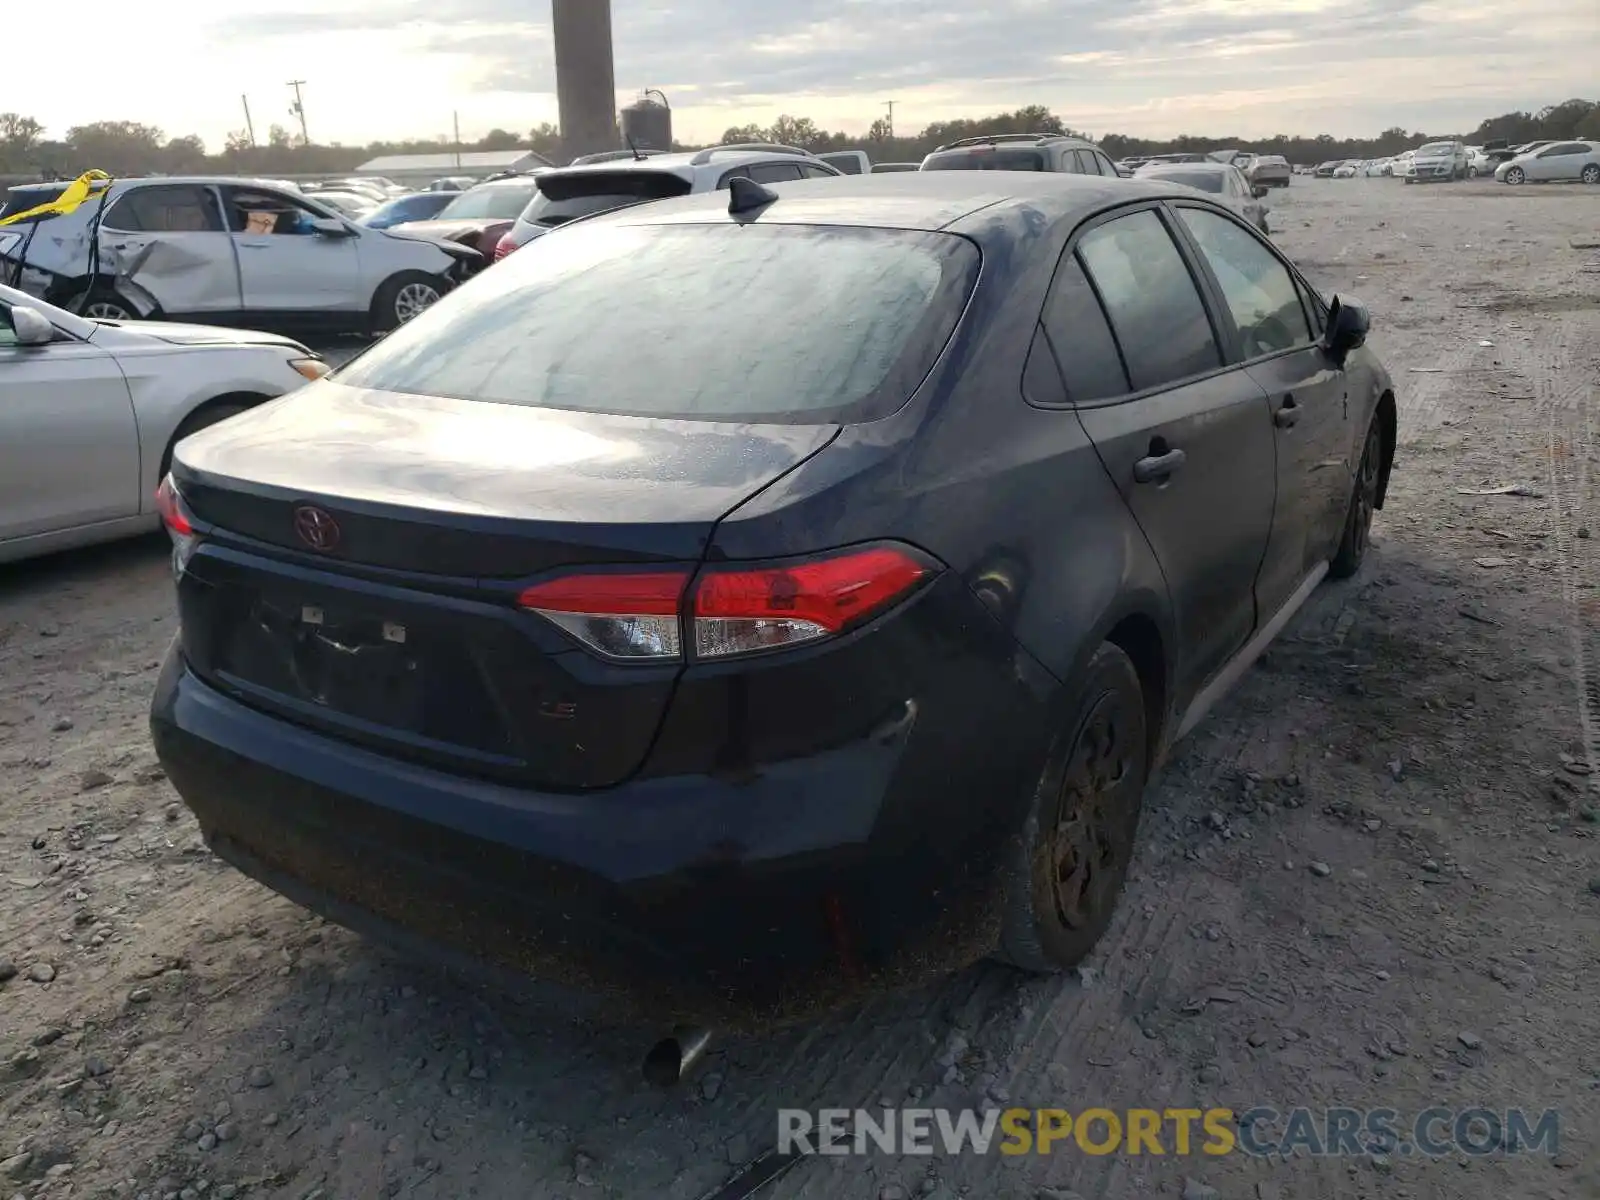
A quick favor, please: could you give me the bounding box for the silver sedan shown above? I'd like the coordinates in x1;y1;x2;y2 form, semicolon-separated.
1495;141;1600;185
0;283;326;563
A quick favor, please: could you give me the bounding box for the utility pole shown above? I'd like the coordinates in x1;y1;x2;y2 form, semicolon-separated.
453;111;462;168
286;80;309;145
884;100;896;140
240;95;257;147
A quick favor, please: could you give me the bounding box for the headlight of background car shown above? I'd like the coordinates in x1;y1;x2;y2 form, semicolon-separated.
289;357;330;382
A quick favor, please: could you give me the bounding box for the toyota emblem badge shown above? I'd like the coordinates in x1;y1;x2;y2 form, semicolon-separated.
292;505;341;552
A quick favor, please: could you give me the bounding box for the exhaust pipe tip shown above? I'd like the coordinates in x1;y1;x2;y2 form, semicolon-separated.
642;1026;713;1087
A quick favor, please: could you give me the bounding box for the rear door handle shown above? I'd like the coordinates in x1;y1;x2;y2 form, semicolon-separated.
1134;448;1187;483
1274;395;1300;428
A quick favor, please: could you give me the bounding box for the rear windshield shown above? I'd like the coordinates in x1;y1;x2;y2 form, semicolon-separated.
922;149;1046;172
1145;169;1226;193
438;183;542;220
1;185;68;225
334;222;979;424
519;170;692;227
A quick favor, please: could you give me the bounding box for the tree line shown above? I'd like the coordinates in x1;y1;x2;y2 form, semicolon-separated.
3;99;1597;182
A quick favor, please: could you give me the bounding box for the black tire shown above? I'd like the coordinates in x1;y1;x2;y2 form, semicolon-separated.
997;642;1149;974
370;271;445;333
1329;417;1383;580
159;400;251;480
68;286;140;321
1504;166;1525;186
1583;164;1600;185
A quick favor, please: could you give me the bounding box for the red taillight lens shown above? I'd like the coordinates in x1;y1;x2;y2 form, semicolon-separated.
693;546;932;658
515;545;935;662
154;475;193;536
493;234;517;261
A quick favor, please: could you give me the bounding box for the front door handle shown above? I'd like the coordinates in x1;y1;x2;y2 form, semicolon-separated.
1274;395;1300;428
1134;448;1187;483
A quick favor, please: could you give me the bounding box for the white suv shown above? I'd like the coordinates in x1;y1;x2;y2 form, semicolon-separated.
492;144;844;260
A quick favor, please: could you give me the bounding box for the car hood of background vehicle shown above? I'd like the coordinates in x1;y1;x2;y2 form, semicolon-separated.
89;320;304;350
173;380;841;527
386;218;500;241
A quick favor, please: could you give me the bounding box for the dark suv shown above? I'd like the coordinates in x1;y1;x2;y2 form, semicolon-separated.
920;133;1123;176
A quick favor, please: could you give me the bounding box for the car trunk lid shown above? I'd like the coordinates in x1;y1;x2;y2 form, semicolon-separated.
169;381;838;789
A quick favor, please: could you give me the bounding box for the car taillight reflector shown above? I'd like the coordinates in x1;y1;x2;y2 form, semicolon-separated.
516;545;935;662
154;475;193;536
493;234;517;261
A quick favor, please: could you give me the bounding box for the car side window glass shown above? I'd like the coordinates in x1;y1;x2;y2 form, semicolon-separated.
798;164;837;178
220;188;323;236
718;167;752;188
1039;255;1129;403
747;163;804;183
103;185;224;234
1072;150;1096;175
1075;210;1222;392
1176;206;1312;359
1094;152;1116;176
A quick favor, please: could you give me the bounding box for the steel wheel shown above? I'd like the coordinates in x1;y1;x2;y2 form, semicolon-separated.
1331;419;1382;578
1047;690;1138;931
393;281;440;324
997;642;1148;973
1583;164;1600;185
1505;166;1525;185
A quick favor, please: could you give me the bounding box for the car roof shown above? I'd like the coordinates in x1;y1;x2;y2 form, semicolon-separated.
1138;161;1232;172
577;172;1203;239
538;148;826;182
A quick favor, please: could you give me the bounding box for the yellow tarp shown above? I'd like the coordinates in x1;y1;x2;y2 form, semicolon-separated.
0;170;112;226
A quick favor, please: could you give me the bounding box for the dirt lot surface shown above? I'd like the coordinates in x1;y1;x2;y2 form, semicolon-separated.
2;179;1598;1200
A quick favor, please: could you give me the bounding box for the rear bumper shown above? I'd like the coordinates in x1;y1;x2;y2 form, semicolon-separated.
151;626;1047;1027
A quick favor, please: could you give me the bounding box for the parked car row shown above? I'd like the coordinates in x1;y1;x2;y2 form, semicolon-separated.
1295;139;1599;186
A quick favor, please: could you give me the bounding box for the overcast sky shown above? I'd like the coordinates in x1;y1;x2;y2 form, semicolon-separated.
17;0;1597;149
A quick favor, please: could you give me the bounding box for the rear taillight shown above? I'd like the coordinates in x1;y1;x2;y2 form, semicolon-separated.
493;234;517;261
516;544;936;662
155;474;198;575
155;474;193;536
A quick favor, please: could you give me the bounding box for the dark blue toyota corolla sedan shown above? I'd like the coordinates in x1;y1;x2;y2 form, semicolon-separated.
150;172;1396;1031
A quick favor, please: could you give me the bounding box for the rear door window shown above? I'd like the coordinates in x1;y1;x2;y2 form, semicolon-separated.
0;185;71;225
334;223;980;425
103;185;225;233
1075;209;1223;392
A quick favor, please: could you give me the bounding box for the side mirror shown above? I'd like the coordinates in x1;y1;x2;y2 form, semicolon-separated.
10;305;56;346
309;218;356;238
1323;295;1370;364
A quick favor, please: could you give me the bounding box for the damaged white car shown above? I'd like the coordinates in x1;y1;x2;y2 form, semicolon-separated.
0;176;479;334
0;282;326;563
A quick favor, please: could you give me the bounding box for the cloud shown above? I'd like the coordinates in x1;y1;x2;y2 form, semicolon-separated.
163;0;1600;144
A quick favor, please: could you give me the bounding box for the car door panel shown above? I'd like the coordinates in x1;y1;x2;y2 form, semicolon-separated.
1061;208;1277;698
99;184;241;314
1170;203;1352;620
0;335;138;541
219;186;363;312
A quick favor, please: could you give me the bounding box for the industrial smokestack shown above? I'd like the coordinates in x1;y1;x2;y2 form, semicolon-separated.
551;0;618;162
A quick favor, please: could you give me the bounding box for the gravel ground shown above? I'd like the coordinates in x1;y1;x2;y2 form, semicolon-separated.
2;178;1598;1200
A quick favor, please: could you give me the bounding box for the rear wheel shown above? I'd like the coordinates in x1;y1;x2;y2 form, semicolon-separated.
1330;418;1383;580
1504;166;1526;185
997;643;1148;973
1582;164;1600;185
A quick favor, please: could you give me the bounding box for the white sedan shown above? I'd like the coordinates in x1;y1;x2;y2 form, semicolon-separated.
0;283;327;564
